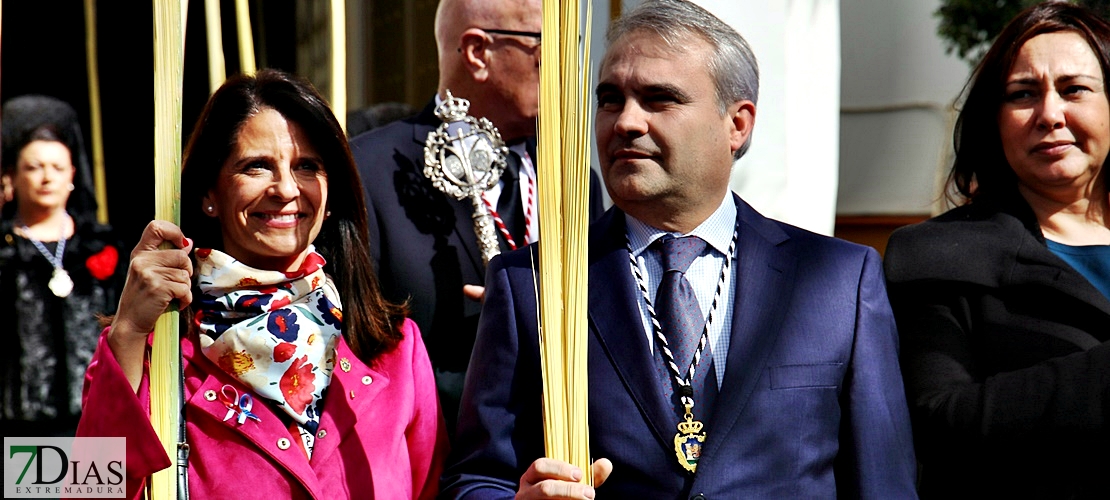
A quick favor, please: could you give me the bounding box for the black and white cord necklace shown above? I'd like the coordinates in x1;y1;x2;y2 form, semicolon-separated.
625;222;737;473
21;224;73;298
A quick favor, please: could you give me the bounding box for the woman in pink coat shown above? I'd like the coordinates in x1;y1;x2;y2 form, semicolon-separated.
76;69;448;499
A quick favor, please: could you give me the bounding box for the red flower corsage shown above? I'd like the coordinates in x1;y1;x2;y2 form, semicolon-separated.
85;245;119;280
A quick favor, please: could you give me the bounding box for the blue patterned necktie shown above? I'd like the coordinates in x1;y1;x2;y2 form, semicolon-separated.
653;235;717;418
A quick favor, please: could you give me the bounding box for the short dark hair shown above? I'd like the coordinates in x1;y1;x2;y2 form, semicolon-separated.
181;69;406;360
606;0;759;159
949;2;1110;204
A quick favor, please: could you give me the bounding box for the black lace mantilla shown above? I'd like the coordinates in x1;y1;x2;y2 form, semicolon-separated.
0;218;125;436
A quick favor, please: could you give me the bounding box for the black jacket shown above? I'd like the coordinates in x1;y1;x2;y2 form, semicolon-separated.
0;217;126;436
884;194;1110;499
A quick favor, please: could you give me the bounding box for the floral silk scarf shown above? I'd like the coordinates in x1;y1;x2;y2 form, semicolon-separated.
193;246;342;435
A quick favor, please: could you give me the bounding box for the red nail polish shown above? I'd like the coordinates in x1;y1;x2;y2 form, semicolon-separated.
183;237;192;248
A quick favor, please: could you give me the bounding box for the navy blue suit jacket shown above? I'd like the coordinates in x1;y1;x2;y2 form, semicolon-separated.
442;195;917;499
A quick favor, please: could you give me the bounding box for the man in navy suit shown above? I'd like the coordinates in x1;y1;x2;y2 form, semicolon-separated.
349;0;604;434
441;0;917;498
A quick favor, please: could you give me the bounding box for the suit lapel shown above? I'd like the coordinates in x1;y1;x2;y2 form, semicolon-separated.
1009;230;1110;320
702;196;795;461
990;194;1110;322
184;341;321;497
411;99;485;279
525;138;537;166
448;192;485;280
409;100;438;145
186;335;388;497
310;337;388;467
588;210;675;447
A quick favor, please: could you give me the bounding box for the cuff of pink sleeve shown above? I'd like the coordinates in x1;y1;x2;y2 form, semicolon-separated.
76;328;172;499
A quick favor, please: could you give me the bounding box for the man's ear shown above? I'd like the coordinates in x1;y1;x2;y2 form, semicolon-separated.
728;100;757;155
459;29;492;82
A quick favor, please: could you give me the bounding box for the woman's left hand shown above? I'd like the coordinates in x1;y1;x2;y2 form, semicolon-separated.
108;220;194;392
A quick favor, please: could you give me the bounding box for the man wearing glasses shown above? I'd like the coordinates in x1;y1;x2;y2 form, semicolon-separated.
350;0;604;435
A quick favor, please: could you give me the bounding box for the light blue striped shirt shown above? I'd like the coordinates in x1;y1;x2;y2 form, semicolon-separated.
626;194;737;388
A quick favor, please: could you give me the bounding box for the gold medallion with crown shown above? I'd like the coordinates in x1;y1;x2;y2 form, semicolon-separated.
423;89;510;266
674;406;707;473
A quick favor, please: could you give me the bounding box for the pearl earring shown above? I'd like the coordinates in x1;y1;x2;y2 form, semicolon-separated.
206;205;215;214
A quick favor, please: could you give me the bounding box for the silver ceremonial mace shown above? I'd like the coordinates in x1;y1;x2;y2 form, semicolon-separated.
423;90;509;266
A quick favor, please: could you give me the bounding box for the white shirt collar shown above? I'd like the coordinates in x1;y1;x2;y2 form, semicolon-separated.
625;193;737;257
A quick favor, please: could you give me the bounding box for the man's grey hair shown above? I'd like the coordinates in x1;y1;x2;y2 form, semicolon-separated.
607;0;759;159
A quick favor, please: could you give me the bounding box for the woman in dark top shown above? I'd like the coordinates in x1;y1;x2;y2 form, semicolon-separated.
885;3;1110;498
0;95;126;436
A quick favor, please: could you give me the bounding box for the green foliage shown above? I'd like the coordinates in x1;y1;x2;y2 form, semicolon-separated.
935;0;1110;65
935;0;1041;64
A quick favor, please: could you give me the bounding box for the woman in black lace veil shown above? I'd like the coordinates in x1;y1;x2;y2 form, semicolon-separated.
0;95;126;436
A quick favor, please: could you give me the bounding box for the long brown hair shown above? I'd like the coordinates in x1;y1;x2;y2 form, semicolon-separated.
948;2;1110;205
181;69;406;361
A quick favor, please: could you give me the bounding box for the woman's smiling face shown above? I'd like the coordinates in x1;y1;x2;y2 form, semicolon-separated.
204;107;328;272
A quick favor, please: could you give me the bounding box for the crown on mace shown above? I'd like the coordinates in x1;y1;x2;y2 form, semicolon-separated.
435;89;471;122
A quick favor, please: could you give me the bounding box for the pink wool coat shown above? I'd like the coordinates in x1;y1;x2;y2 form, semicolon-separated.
77;319;448;499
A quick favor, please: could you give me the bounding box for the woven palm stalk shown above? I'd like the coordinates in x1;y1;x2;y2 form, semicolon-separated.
151;0;186;497
538;0;593;483
204;0;227;94
330;0;346;132
235;0;255;75
83;0;108;224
